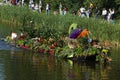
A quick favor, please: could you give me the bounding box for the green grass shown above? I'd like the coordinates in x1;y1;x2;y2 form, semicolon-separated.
0;5;120;44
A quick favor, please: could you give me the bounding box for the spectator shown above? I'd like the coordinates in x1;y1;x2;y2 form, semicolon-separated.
3;0;7;4
29;0;33;9
86;8;92;18
102;8;107;20
72;10;76;15
46;3;50;15
77;10;81;16
34;3;39;12
31;3;35;10
63;7;67;15
39;0;42;13
21;0;24;6
17;0;22;6
107;8;115;23
89;3;94;10
95;7;100;19
59;2;63;15
16;0;18;4
11;0;17;5
80;6;86;17
110;8;115;20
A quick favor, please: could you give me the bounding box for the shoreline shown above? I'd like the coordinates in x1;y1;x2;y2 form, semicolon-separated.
0;19;120;48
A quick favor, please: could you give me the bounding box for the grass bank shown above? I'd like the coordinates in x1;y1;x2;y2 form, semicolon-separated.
0;5;120;47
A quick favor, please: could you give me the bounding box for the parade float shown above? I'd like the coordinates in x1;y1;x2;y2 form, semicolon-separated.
5;23;112;63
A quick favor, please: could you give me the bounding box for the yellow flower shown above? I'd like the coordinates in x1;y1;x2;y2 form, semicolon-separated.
102;49;108;54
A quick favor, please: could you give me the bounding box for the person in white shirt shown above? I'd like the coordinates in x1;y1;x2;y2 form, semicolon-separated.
80;7;86;17
29;0;33;8
46;3;49;15
34;3;39;12
102;8;107;20
107;8;115;22
22;0;24;6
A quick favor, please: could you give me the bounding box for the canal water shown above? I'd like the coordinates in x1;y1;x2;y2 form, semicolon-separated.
0;23;120;80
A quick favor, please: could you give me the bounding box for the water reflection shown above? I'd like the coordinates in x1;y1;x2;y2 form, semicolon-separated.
61;60;112;80
6;50;113;80
0;20;119;80
0;54;5;80
0;47;118;80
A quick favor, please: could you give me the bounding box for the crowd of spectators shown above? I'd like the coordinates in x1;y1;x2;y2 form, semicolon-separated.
2;0;115;23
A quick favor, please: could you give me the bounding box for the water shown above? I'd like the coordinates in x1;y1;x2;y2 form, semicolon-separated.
0;48;120;80
0;23;120;80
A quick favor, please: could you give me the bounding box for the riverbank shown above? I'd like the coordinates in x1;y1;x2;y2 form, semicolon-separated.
0;5;120;47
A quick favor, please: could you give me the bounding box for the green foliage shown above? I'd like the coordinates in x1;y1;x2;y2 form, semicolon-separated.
0;5;114;62
0;5;120;43
16;39;24;46
56;46;74;58
73;47;83;56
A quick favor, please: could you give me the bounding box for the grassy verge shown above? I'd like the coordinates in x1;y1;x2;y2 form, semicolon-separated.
0;5;120;47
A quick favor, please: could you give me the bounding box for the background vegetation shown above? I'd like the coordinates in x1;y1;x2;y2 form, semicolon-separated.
0;5;120;45
24;0;120;18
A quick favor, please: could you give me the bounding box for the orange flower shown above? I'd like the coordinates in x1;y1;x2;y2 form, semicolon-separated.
77;29;89;38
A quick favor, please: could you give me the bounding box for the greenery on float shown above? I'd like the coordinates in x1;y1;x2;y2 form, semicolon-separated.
5;31;111;62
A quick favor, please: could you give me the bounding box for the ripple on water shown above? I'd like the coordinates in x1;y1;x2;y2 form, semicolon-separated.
0;63;5;80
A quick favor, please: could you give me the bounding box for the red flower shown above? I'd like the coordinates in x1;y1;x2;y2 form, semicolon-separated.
48;49;54;55
20;45;30;49
39;48;45;53
50;44;56;49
